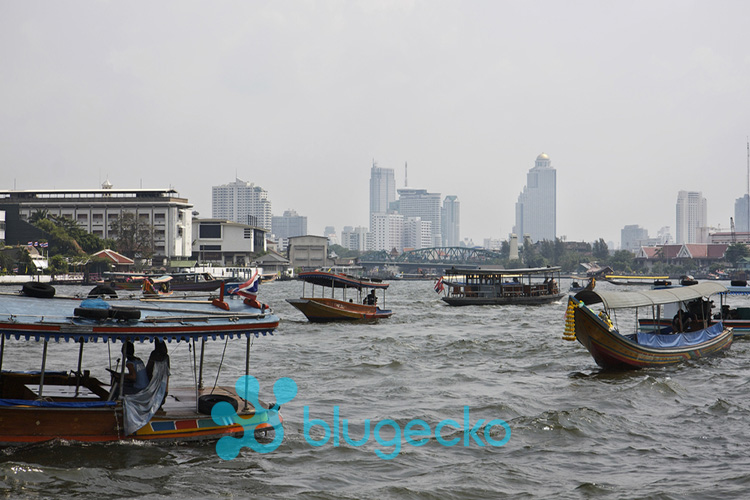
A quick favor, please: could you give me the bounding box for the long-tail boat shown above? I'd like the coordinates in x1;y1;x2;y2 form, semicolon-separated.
563;282;733;369
0;283;279;445
286;271;393;322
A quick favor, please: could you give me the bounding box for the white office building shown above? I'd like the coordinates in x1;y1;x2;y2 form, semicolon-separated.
3;185;193;261
676;191;707;244
212;179;272;231
370;213;404;252
341;226;369;252
514;153;557;242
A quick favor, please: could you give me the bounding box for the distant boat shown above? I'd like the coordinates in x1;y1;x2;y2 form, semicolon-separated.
101;272;223;292
286;271;393;322
604;275;670;286
439;267;564;306
565;282;733;369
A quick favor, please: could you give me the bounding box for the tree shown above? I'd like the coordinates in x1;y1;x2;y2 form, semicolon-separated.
609;250;635;273
725;243;750;266
592;239;609;261
109;212;155;259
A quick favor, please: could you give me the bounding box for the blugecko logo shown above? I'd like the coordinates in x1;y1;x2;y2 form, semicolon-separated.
214;376;511;460
212;375;297;460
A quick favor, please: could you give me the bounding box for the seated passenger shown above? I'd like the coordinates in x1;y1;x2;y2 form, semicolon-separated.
123;341;149;394
363;290;377;305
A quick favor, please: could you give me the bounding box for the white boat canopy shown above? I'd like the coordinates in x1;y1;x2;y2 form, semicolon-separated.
574;282;728;310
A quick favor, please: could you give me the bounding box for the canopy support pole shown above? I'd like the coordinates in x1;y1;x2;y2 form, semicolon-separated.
244;335;251;411
38;339;49;399
198;338;205;390
0;334;4;372
75;339;84;396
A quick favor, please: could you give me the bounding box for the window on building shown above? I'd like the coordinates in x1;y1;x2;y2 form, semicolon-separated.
200;224;222;239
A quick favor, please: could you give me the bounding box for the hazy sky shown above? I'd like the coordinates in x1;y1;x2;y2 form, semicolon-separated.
2;1;749;247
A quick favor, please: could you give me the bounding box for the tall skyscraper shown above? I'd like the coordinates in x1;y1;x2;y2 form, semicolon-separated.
442;195;460;247
369;161;396;224
735;194;750;233
397;188;442;247
212;178;272;231
675;190;707;244
514;153;557;242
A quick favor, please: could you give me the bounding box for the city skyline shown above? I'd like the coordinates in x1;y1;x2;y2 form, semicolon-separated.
2;2;749;247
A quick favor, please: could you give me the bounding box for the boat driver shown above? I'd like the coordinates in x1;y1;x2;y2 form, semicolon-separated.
123;341;149;394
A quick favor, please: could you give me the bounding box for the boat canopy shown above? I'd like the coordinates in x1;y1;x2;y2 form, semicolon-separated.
298;271;389;290
444;266;561;276
0;328;275;344
574;282;727;310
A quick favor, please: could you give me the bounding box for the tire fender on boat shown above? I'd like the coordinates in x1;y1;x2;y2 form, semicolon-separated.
198;394;239;415
21;281;56;298
74;307;110;320
88;285;118;298
108;306;141;321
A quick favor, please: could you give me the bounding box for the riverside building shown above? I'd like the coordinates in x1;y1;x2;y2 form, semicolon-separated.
0;183;193;262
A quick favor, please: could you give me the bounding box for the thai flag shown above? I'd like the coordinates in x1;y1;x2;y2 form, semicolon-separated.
234;271;260;299
434;277;444;293
27;242;32;246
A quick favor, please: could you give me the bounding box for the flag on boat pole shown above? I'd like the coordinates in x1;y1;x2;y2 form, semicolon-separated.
434;277;444;293
234;270;260;299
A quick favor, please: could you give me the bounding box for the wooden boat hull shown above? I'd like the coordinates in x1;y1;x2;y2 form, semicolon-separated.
442;293;564;306
286;298;392;322
0;398;275;445
570;298;733;369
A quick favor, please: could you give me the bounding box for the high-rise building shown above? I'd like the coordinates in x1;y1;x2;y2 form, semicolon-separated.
621;224;649;252
735;194;750;233
369;162;396;225
271;210;307;251
675;191;707;244
441;195;460;247
369;213;404;252
514;153;557;242
397;188;442;247
212;178;272;231
341;226;368;252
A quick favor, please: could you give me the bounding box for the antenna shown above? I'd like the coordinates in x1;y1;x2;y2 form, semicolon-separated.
405;162;408;187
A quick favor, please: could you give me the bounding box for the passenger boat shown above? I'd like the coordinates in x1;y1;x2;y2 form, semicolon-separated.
286;271;393;322
439;267;564;306
563;282;733;369
101;272;224;292
0;283;280;445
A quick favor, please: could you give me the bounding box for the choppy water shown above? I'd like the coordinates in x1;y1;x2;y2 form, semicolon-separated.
2;280;750;499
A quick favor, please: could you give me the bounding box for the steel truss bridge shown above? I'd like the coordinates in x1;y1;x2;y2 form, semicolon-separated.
358;247;504;273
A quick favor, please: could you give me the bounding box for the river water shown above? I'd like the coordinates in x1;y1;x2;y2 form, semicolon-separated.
2;280;750;499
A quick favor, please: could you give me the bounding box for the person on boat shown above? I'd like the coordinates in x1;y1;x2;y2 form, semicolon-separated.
672;309;694;333
123;342;149;395
364;289;377;305
147;339;170;408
